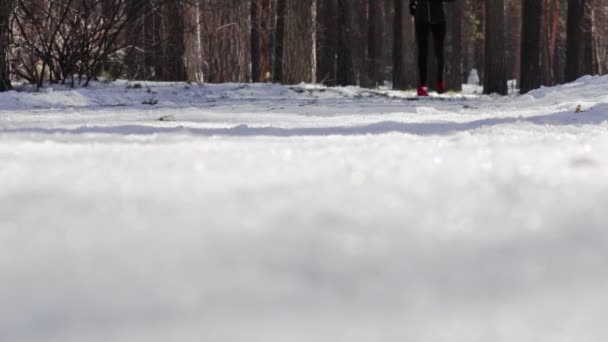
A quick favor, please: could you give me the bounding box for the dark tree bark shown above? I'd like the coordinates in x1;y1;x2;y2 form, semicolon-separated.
505;0;521;83
250;0;273;82
251;0;262;82
483;0;507;95
565;0;594;82
161;1;186;81
258;0;273;82
284;0;316;84
403;9;416;88
146;1;164;80
593;2;608;75
540;0;559;86
123;0;146;79
367;0;384;87
316;0;338;85
184;0;204;83
474;0;485;84
337;0;355;85
446;0;463;91
520;0;542;94
461;2;471;83
352;0;368;86
0;0;12;91
200;0;251;83
582;0;596;75
392;0;407;90
273;0;286;82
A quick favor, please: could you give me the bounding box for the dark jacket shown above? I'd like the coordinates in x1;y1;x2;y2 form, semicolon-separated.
410;0;455;24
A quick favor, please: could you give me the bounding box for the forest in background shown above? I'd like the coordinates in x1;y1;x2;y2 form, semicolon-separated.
0;0;607;95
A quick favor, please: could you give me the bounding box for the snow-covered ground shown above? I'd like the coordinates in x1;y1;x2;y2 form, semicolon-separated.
1;77;608;342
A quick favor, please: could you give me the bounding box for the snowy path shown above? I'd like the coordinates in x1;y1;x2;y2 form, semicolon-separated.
1;78;608;342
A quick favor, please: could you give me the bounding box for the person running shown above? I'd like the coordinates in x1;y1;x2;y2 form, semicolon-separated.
409;0;455;96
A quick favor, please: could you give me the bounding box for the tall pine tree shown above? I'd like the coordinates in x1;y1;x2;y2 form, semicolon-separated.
392;0;407;90
565;0;594;82
0;0;13;91
520;0;542;94
483;0;507;95
316;0;338;85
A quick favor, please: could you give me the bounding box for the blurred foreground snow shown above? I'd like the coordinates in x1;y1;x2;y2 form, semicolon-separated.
1;77;608;342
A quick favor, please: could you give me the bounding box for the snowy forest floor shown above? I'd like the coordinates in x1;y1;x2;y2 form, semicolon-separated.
1;77;608;342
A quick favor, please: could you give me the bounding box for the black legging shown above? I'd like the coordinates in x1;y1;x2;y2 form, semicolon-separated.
415;22;446;86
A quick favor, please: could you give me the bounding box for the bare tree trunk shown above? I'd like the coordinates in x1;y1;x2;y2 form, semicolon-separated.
259;0;273;82
123;0;145;79
566;0;593;82
474;0;485;84
520;0;542;94
392;0;406;90
505;0;521;83
251;0;273;82
283;0;316;83
184;0;204;83
200;0;250;83
583;0;596;75
483;0;507;95
352;0;368;86
593;0;608;74
146;1;163;80
446;0;463;91
316;0;337;85
462;4;470;83
273;0;286;82
367;0;384;88
0;0;12;91
540;0;552;85
337;0;355;85
592;1;606;74
161;1;186;81
540;0;560;86
311;0;317;83
251;0;261;82
554;0;567;84
403;10;416;88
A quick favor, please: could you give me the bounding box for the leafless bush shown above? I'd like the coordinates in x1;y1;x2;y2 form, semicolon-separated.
12;0;147;88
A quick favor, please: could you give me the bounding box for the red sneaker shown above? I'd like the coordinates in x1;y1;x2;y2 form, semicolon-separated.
436;82;446;94
417;86;429;97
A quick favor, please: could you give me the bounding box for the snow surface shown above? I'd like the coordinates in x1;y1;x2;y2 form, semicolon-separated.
1;77;608;342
